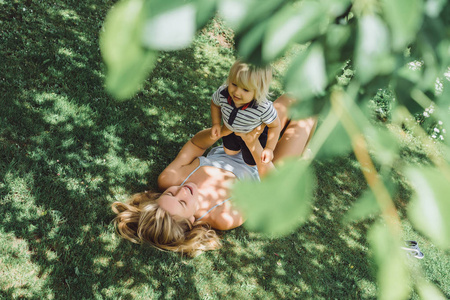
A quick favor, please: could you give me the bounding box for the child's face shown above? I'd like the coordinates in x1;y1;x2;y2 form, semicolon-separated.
228;82;255;107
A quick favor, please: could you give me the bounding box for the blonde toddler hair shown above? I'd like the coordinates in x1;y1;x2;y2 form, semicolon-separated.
112;191;222;257
226;60;273;104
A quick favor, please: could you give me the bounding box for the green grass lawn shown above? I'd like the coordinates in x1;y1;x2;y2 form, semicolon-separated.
1;1;449;299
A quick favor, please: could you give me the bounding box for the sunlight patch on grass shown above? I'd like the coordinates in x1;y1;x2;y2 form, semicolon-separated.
58;46;89;68
58;9;80;21
0;231;52;299
35;92;95;127
356;278;377;298
33;92;58;105
58;47;75;57
93;256;111;269
142;107;159;116
1;172;41;225
100;232;119;252
104;150;150;186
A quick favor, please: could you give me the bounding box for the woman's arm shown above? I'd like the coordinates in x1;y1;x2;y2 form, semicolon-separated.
207;209;245;231
158;129;218;189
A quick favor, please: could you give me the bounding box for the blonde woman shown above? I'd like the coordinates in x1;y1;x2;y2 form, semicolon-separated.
112;95;316;257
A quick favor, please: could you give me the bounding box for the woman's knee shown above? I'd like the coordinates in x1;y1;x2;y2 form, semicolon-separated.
273;94;295;129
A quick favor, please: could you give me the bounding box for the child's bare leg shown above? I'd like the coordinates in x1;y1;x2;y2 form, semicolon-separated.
219;125;241;155
220;126;241;156
224;146;240;156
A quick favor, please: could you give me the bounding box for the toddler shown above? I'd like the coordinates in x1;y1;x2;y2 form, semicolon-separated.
210;60;281;165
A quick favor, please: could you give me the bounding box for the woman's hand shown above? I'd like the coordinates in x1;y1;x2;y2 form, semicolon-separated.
235;125;264;145
237;125;275;177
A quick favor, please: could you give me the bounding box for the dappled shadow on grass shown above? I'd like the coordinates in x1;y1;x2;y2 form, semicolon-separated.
81;156;376;299
187;156;378;299
1;0;419;298
0;0;230;298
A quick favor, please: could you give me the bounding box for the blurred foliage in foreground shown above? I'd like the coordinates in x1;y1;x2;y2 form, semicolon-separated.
100;0;450;299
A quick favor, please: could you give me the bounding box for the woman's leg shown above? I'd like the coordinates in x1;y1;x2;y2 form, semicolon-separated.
272;95;317;163
272;94;293;129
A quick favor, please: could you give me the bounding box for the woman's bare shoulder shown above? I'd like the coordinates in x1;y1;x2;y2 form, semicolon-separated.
200;201;245;231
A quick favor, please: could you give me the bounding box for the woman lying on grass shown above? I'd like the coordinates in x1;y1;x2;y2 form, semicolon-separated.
112;95;316;257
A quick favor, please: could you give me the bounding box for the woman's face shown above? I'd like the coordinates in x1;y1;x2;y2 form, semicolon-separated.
157;182;199;223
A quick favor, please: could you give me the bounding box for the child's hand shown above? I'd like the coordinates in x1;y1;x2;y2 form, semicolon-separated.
211;124;221;138
261;148;274;164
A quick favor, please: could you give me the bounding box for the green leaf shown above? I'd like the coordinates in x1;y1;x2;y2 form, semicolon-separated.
436;80;450;148
368;222;411;300
392;77;424;115
406;167;450;249
235;19;269;65
415;42;441;92
289;94;329;120
144;0;189;17
343;189;380;224
284;43;327;102
327;62;347;83
321;0;352;18
425;0;447;17
437;39;450;75
141;3;197;50
364;126;399;167
315;110;353;159
262;1;327;62
355;15;394;84
288;98;315;120
195;0;217;28
343;177;398;224
416;281;447;300
219;0;283;32
418;16;444;52
222;0;292;64
381;0;424;51
397;63;423;84
233;159;314;236
325;24;351;54
100;0;157;100
318;123;352;157
217;0;252;29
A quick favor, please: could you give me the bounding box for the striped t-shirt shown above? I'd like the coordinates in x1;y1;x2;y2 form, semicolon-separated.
212;85;278;133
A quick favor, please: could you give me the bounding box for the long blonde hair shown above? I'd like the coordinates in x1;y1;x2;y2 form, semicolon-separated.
226;60;273;104
111;191;222;257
